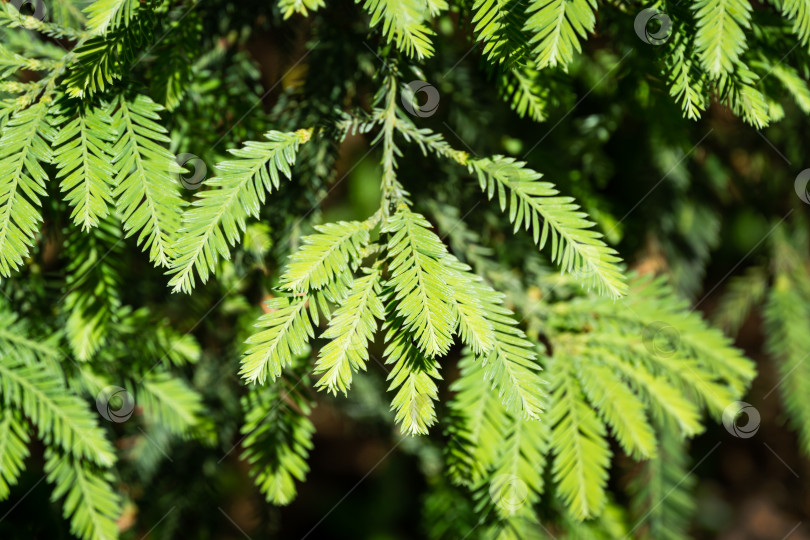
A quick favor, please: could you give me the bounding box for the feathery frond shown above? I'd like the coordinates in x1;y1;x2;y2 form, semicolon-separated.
478;299;545;418
0;42;57;79
488;409;548;519
576;362;657;459
0;358;116;466
358;0;435;59
0;101;54;277
467;155;626;298
383;206;457;357
63;12;156;99
527;274;756;519
0;2;85;40
524;0;596;69
769;61;810;114
471;0;530;65
111;94;184;267
83;0;139;35
53;106;116;231
45;451;121;540
554;275;755;412
241;295;320;384
777;0;810;47
241;373;315;505
169;129;311;293
548;355;611;520
443;257;496;357
716;69;770;128
498;67;549;122
383;319;443;435
664;35;708;121
0;410;29;500
314;268;385;395
693;0;752;77
446;352;510;485
280;220;370;293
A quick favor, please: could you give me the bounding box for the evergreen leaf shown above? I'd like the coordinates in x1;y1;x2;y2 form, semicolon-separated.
446;352;509;486
478;301;545;419
383;319;443;435
241;295;317;385
314;267;385;395
241;372;315;505
53;106;116;231
548;355;611;520
83;0;139;35
693;0;752;77
468;155;627;298
169;129;311;293
111;94;185;267
358;0;435;59
280;220;371;293
45;450;121;540
0;409;29;500
0;101;54;277
382;206;457;357
0;358;116;466
524;0;597;69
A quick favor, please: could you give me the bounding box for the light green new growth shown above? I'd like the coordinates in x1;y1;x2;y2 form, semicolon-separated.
665;35;708;121
280;220;370;293
525;0;596;69
314;268;385;395
693;0;751;77
53;106;116;231
468;155;627;298
778;0;810;46
384;319;443;435
111;94;184;267
0;101;54;277
383;208;458;358
83;0;139;35
444;275;753;523
169;129;311;293
279;0;325;19
549;355;611;519
358;0;436;59
241;295;319;384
